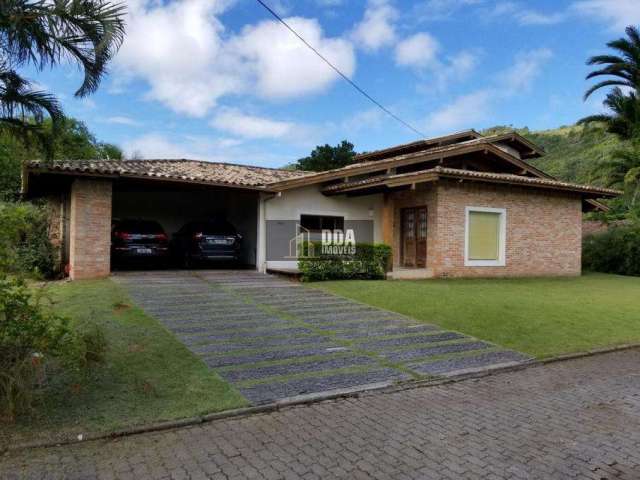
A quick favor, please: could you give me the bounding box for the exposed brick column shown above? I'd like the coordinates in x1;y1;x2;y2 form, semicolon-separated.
69;178;112;280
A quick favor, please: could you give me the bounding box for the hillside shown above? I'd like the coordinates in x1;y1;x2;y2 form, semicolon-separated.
483;124;628;185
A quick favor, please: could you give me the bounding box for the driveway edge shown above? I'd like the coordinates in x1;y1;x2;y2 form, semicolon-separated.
4;342;639;454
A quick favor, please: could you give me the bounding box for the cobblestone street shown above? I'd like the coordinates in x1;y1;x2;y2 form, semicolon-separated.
3;348;640;479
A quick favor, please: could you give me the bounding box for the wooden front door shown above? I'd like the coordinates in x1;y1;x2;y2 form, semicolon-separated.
401;207;427;268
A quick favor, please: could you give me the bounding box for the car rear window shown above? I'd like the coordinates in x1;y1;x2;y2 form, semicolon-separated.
116;220;164;234
186;221;237;235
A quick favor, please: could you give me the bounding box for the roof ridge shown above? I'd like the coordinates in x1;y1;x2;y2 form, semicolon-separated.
29;158;303;174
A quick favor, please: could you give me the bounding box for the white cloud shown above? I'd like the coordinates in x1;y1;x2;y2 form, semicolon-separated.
210;109;295;139
571;0;640;30
229;17;355;99
124;133;202;159
114;0;355;117
316;0;343;6
352;0;398;51
425;90;492;133
501;48;553;94
123;132;299;166
104;116;141;127
394;33;440;69
446;50;480;78
486;2;566;26
517;10;565;25
424;47;553;133
340;108;385;132
412;0;485;21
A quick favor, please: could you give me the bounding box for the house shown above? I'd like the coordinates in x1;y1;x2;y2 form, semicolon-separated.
23;129;620;280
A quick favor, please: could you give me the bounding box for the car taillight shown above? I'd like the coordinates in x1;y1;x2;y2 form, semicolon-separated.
193;232;203;240
156;233;168;241
115;231;131;240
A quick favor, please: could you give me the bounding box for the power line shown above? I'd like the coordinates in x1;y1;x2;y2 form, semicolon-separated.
254;0;427;139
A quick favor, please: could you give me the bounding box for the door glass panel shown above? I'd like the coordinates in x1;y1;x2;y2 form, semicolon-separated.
405;211;415;239
418;209;427;239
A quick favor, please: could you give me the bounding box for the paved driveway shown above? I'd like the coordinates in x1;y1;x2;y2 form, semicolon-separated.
3;348;639;479
113;271;530;405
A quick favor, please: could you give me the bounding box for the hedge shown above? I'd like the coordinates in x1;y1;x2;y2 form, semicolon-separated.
0;201;57;278
582;222;640;276
298;243;392;281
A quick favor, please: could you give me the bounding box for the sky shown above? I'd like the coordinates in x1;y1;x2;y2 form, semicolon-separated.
28;0;640;167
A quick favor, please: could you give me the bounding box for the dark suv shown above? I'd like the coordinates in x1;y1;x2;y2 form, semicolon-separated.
172;220;242;266
111;219;169;265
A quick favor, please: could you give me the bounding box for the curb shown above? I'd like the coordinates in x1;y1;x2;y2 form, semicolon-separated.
3;342;639;454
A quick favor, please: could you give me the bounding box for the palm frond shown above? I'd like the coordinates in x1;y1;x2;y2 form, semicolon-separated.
0;0;127;97
583;79;632;100
0;69;64;159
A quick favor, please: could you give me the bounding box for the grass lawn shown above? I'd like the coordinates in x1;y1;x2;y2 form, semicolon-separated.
315;273;640;359
4;278;247;446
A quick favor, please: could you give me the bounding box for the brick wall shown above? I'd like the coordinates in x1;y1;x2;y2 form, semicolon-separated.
388;180;583;278
431;180;582;277
69;178;112;280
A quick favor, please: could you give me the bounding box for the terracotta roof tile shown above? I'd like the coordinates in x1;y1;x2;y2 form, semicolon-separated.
322;166;621;197
29;159;309;188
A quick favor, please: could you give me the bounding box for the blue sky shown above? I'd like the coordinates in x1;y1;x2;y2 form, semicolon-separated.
30;0;640;167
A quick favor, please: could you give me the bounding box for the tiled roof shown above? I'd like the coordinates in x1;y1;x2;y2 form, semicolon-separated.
28;159;309;189
323;166;621;197
267;135;552;190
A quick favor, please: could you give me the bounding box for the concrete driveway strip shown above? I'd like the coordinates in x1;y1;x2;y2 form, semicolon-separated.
3;348;640;479
113;270;531;405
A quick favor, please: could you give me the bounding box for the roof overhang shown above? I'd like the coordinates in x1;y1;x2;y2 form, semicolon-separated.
269;140;550;191
25;166;278;193
322;167;621;199
352;129;482;163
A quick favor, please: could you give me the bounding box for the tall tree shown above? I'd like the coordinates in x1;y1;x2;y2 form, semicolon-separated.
0;116;122;200
294;141;358;172
578;87;640;140
581;26;640;141
0;0;126;157
583;25;640;100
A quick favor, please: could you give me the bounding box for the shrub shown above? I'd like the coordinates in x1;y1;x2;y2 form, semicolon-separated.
0;275;105;420
582;222;640;276
299;243;392;281
0;201;57;278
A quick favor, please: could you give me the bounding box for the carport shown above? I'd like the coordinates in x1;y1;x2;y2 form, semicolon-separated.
112;178;258;267
24;159;306;280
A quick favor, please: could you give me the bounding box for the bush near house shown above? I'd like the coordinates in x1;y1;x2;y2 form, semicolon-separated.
0;275;105;421
299;243;392;281
0;201;56;278
583;222;640;276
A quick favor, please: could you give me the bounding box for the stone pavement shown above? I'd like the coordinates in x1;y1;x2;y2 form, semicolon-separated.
2;348;640;479
113;270;530;404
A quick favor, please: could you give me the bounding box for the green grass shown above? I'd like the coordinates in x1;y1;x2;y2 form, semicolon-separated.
5;279;247;445
315;273;640;359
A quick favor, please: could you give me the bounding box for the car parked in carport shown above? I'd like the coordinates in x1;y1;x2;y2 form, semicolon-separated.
171;220;242;267
111;219;170;266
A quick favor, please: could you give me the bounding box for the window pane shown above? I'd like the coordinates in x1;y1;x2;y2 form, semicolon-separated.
468;211;500;260
300;215;344;232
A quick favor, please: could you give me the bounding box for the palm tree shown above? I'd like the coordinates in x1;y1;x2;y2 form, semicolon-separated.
578;87;640;140
592;143;640;208
0;0;126;157
584;25;640;100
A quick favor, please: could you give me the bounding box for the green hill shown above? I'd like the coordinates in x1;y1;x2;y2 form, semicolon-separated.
483;124;628;185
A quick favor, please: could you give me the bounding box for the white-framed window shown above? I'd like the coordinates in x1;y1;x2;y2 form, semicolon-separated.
464;207;506;267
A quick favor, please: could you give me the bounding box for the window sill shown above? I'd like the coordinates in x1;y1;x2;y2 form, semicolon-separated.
464;260;506;267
